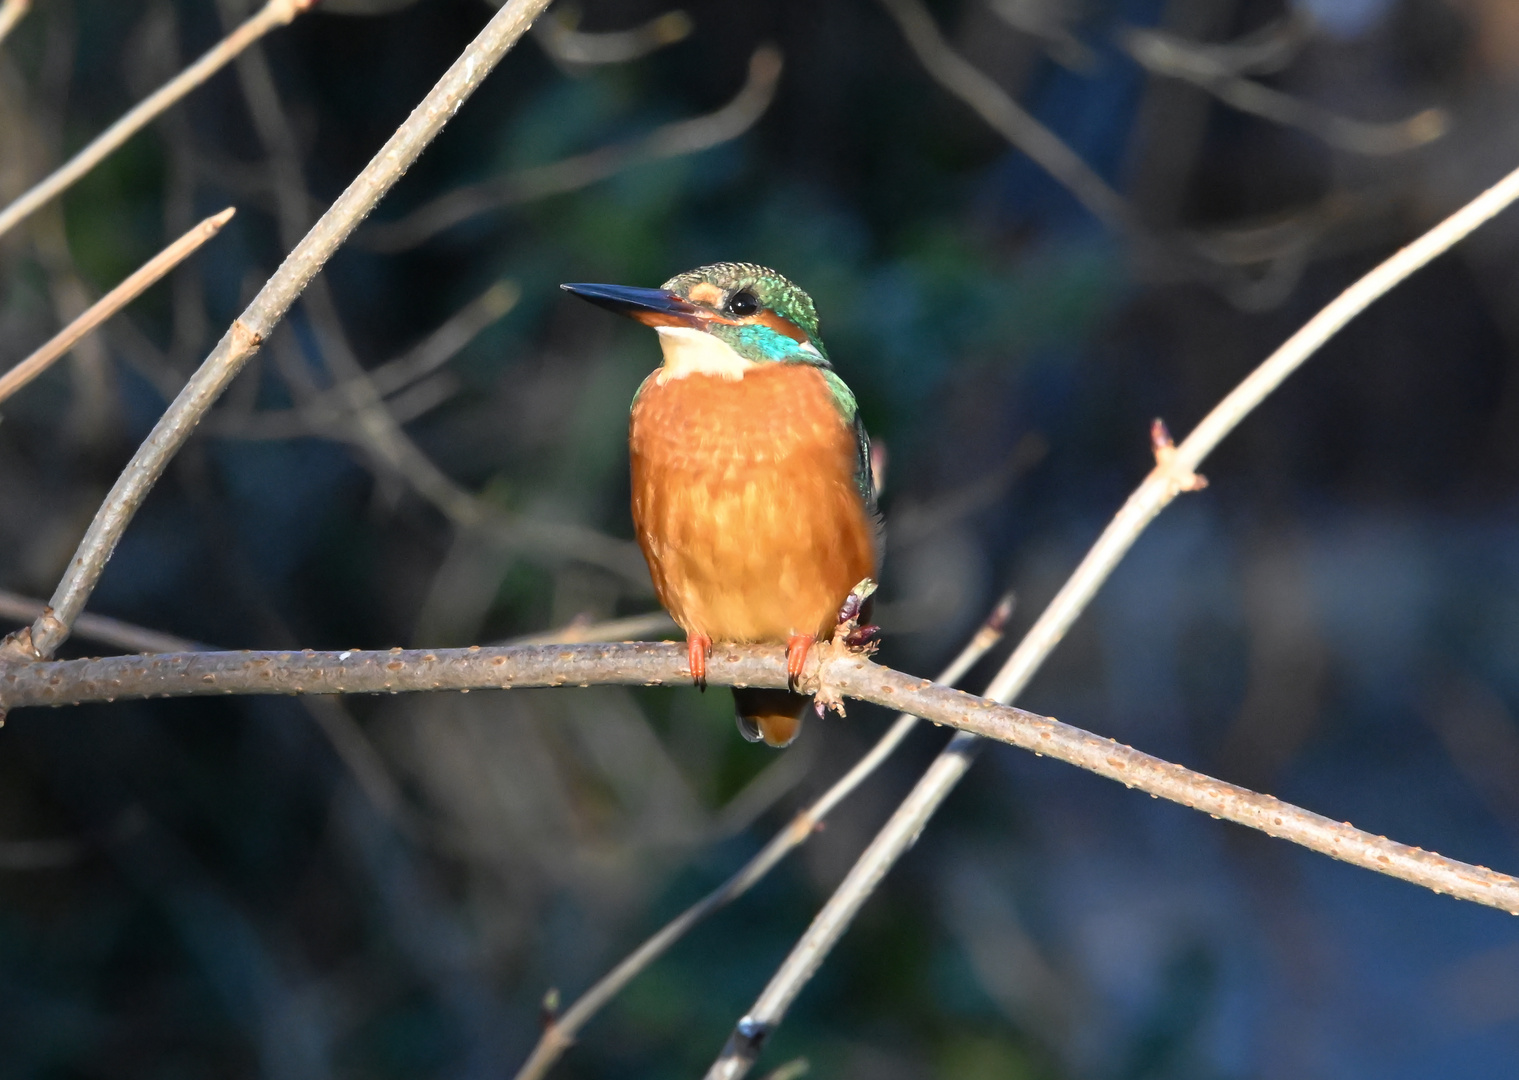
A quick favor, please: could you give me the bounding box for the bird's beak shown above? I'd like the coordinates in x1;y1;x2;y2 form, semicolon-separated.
560;282;708;329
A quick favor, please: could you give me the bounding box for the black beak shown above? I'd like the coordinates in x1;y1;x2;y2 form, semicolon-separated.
560;282;705;329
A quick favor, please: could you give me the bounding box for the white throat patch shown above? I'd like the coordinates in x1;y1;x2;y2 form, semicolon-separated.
654;326;753;383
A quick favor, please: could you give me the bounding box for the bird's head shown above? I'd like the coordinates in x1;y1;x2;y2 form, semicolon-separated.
562;262;828;379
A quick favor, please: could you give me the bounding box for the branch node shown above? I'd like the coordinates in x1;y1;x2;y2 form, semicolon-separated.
230;319;263;354
810;579;880;717
1150;417;1209;493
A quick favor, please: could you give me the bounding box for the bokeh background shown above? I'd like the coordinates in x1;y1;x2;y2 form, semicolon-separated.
4;0;1519;1076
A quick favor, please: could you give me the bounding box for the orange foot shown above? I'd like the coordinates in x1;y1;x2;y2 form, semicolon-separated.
785;634;815;691
687;633;712;691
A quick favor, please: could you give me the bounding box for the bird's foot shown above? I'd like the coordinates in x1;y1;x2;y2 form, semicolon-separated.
687;633;712;691
813;578;882;718
785;634;814;692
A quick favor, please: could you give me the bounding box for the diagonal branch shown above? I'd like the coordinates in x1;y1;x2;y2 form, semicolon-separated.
0;0;315;241
2;642;1517;916
700;155;1519;1079
510;594;1014;1080
0;208;235;406
0;0;556;667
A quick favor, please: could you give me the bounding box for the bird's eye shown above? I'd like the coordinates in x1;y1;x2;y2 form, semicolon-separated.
727;290;761;317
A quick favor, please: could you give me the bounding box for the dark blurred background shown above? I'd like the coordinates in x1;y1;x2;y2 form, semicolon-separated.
4;0;1519;1075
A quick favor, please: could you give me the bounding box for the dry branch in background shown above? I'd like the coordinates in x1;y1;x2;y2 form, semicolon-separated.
0;208;235;405
363;43;783;251
0;0;314;241
533;4;692;67
203;279;518;439
3;642;1518;917
511;595;1015;1080
0;0;556;666
1120;24;1447;155
698;156;1519;1079
0;589;205;655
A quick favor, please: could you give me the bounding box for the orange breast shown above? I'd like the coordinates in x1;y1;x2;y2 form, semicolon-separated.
629;363;876;644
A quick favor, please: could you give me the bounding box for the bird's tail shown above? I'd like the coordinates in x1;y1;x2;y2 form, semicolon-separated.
732;687;809;748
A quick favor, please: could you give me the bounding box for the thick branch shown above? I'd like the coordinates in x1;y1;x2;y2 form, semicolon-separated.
3;642;1517;915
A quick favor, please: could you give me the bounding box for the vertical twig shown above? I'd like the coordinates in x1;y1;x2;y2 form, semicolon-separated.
0;208;235;405
0;0;315;241
0;0;555;668
702;158;1519;1080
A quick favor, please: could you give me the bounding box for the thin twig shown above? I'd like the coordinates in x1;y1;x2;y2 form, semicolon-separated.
533;5;692;66
503;610;676;645
363;44;782;251
0;208;235;406
3;643;1517;916
876;0;1317;307
876;0;1140;246
205;279;519;439
0;589;206;654
0;0;31;48
510;594;1014;1080
0;0;314;241
699;157;1519;1079
1121;25;1446;156
0;0;556;668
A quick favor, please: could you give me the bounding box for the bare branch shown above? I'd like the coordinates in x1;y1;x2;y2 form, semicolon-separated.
700;155;1519;1078
986;164;1519;710
533;5;692;67
873;0;1343;308
511;594;1014;1080
3;642;1517;917
0;0;314;241
503;610;676;645
0;0;555;667
0;0;31;48
0;589;205;655
876;0;1140;245
363;44;782;251
0;208;235;406
1121;25;1446;156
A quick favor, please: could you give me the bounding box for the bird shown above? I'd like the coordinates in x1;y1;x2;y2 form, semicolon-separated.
561;262;879;747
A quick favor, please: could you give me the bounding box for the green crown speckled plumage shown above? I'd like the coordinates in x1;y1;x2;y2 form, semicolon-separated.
663;262;825;358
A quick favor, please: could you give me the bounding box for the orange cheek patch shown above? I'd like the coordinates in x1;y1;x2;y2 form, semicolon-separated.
688;282;724;307
751;309;809;343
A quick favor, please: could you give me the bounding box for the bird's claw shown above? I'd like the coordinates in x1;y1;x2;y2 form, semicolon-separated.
687;633;712;691
785;634;814;691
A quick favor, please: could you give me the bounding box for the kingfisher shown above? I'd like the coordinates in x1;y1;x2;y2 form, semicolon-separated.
562;263;878;747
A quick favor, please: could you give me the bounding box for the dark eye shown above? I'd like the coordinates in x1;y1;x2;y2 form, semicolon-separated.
727;290;761;317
